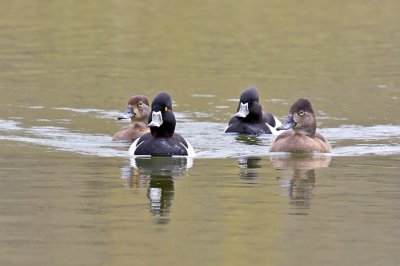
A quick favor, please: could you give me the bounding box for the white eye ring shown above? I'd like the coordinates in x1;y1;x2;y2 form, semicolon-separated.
299;110;305;116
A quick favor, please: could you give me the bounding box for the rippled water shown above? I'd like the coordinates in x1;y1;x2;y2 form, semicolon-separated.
1;106;400;158
1;0;400;265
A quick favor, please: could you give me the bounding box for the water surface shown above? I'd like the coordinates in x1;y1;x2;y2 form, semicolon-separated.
1;1;400;265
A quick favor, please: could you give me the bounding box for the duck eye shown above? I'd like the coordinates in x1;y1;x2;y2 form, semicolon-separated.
164;107;168;112
299;110;305;116
138;102;143;107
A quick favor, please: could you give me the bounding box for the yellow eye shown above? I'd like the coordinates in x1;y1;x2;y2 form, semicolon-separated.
299;110;305;116
164;106;168;112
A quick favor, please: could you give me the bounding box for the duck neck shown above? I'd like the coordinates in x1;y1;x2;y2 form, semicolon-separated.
246;103;262;122
132;120;148;129
150;111;176;137
294;121;316;136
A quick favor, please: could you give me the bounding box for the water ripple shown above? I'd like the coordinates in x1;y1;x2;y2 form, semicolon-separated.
1;117;399;158
0;119;126;157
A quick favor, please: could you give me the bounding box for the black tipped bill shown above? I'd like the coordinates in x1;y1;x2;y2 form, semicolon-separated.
117;107;135;120
276;115;296;131
148;111;163;127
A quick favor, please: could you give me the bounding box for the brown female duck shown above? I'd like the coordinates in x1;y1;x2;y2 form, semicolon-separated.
112;95;151;142
270;98;331;153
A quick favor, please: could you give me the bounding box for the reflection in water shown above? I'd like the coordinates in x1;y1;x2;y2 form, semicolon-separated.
270;153;331;215
147;176;174;219
282;169;316;213
238;157;262;179
122;157;192;223
235;135;263;146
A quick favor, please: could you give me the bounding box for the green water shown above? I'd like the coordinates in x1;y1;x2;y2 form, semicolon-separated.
1;1;400;265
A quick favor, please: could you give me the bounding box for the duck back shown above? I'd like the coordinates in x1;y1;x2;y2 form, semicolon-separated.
225;119;270;134
270;132;331;153
226;112;276;135
132;133;191;156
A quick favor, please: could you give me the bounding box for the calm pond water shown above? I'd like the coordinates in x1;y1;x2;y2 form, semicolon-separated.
1;1;400;265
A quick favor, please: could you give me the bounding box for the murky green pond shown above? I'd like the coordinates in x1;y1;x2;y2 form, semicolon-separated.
1;1;400;265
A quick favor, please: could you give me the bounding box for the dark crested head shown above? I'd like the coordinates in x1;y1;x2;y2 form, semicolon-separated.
289;98;314;115
151;92;172;112
148;92;176;137
234;87;263;119
240;87;260;103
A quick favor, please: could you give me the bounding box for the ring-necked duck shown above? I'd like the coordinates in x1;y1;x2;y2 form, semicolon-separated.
112;95;151;142
128;92;195;156
269;98;331;153
225;87;281;135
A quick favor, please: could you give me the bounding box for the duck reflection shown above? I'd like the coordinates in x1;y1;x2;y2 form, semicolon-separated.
237;157;262;179
235;135;262;145
270;153;331;214
121;157;192;222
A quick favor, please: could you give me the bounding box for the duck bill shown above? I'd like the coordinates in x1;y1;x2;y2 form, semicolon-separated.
234;102;249;118
117;107;134;120
148;111;163;127
276;115;296;131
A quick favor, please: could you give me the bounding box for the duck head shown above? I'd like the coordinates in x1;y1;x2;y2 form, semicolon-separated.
117;95;150;122
148;92;176;137
277;98;317;136
234;87;263;120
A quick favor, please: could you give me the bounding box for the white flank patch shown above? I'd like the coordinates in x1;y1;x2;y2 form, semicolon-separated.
128;138;142;156
182;139;196;157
